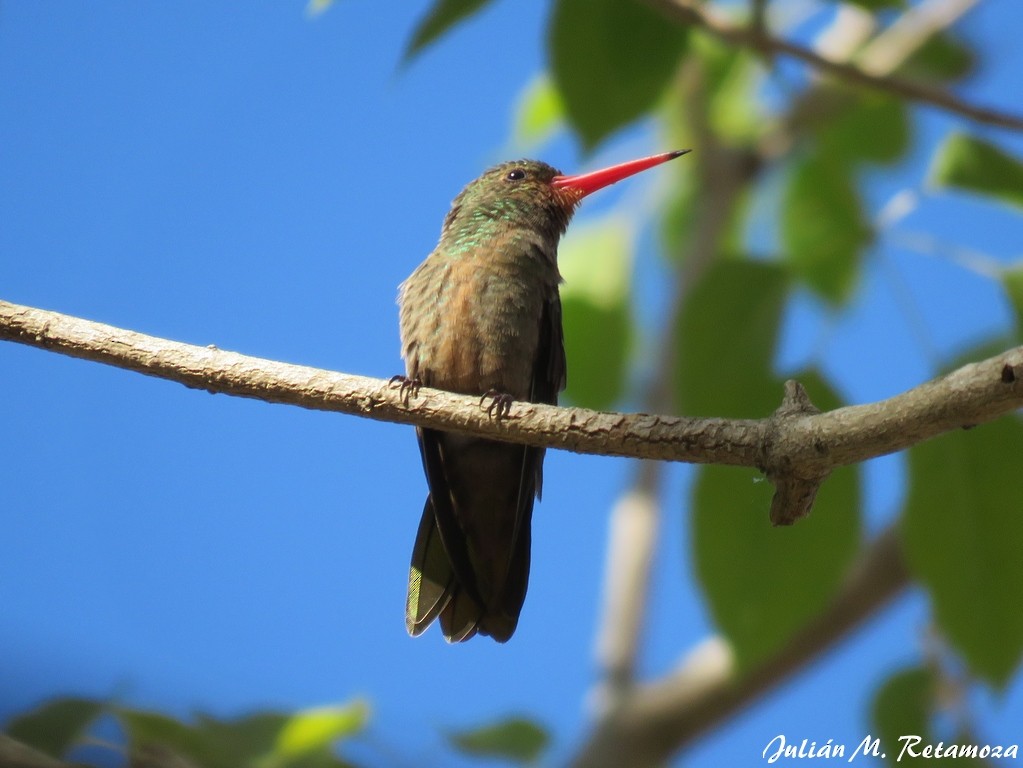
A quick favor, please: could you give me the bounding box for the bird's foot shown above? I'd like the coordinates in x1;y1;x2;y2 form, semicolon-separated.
389;374;422;406
480;390;515;420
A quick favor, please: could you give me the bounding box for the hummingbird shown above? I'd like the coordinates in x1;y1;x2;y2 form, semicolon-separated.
398;149;688;642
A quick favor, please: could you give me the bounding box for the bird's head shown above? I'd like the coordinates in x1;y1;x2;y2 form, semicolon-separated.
439;151;689;247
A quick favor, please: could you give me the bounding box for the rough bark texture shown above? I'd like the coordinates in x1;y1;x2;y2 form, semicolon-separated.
3;299;1022;527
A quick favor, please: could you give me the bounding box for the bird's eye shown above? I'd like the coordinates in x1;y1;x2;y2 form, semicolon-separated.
505;168;526;181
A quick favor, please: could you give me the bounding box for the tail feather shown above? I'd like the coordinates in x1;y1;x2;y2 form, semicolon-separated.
406;499;455;636
439;585;481;643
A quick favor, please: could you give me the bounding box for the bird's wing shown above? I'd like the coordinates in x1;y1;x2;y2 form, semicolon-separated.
518;291;566;504
415;426;487;605
498;291;568;629
534;290;568;405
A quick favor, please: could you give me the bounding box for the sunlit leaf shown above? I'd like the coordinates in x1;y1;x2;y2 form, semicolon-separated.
548;0;687;150
5;697;105;758
512;74;564;148
675;260;788;417
782;151;871;304
694;36;763;145
274;702;368;758
447;716;549;764
693;371;860;669
118;704;365;768
903;416;1023;687
559;218;633;410
404;0;494;62
929;133;1023;211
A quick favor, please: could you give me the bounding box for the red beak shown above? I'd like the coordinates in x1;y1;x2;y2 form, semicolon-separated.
551;149;690;198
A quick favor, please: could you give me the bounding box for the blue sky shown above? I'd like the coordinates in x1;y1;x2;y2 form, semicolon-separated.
2;2;1022;766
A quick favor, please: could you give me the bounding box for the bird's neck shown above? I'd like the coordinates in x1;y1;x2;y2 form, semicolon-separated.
440;215;567;267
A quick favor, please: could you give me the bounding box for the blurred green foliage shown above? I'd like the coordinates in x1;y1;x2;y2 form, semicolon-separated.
4;698;369;768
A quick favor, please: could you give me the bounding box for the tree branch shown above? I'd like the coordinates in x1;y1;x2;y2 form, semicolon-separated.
643;0;1023;132
594;487;663;693
0;735;73;768
750;0;767;41
572;526;910;768
2;298;1022;512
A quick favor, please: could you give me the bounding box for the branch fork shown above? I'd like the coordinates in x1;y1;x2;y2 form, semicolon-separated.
763;380;829;525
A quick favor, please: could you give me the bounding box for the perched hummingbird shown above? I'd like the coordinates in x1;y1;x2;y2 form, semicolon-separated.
398;150;688;642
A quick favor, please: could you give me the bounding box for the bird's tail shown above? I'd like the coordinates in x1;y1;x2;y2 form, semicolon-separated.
406;498;456;637
406;497;525;643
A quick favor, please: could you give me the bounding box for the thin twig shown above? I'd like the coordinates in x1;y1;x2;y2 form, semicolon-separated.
857;0;979;77
644;0;1023;132
751;0;768;41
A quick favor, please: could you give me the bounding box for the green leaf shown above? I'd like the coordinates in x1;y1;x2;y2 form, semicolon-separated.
871;667;987;766
782;150;871;304
681;265;862;661
1002;266;1023;334
929;133;1023;211
273;702;368;761
872;667;933;766
903;416;1023;687
207;714;304;768
694;36;763;145
675;260;788;417
404;0;494;62
548;0;687;150
5;697;105;758
101;703;367;768
659;164;698;261
839;0;903;10
512;74;564;149
447;716;549;764
693;371;860;669
120;709;226;768
816;91;910;166
898;32;976;83
559;218;634;410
